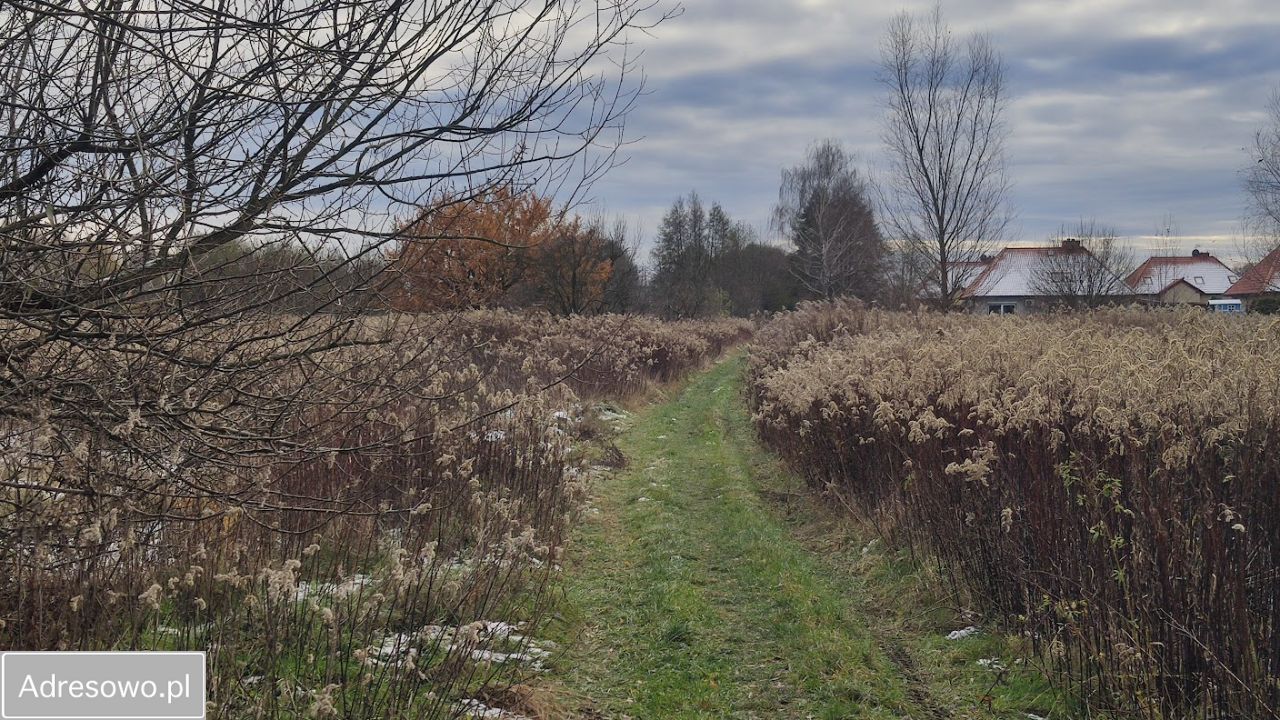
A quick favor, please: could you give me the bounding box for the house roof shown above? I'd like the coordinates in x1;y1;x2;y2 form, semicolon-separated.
961;245;1127;298
1227;245;1280;295
1156;277;1209;297
1126;254;1236;295
949;260;991;292
917;258;991;299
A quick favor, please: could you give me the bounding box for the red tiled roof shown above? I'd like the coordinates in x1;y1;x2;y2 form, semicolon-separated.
960;246;1096;299
1126;256;1205;286
1227;245;1280;295
1126;254;1235;295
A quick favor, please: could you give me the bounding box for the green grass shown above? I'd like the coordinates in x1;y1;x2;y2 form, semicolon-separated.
547;355;1075;719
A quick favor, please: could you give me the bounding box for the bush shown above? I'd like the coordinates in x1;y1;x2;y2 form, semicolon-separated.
1250;295;1280;314
748;304;1279;719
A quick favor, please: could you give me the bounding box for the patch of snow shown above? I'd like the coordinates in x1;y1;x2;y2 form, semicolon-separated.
468;646;550;670
375;620;556;672
474;621;523;642
597;408;629;423
456;699;531;720
977;657;1007;671
946;626;980;640
294;574;371;602
154;623;211;640
374;632;415;661
483;430;507;442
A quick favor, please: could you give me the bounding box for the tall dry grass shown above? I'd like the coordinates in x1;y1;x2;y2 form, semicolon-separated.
0;310;751;719
748;301;1278;719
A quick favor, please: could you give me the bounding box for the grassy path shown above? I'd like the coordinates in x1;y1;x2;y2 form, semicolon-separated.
548;356;1067;719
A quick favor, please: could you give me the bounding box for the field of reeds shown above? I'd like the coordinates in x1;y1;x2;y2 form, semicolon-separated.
0;310;751;719
747;301;1279;719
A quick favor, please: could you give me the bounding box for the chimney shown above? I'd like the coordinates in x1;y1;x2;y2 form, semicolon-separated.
1061;238;1082;251
1191;248;1202;257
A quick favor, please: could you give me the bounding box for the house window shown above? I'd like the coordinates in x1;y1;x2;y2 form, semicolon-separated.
988;303;1016;315
1193;276;1205;285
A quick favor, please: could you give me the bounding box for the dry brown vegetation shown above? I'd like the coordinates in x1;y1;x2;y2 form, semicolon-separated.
748;301;1279;719
0;310;750;719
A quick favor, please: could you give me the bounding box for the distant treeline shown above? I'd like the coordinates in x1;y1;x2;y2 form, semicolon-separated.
183;151;906;319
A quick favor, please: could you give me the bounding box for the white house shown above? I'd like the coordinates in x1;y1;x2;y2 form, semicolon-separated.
1125;250;1237;305
959;239;1130;314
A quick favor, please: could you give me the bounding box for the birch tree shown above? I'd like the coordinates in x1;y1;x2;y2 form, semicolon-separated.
773;140;885;300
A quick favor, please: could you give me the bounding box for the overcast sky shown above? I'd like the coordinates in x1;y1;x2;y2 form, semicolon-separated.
585;0;1280;261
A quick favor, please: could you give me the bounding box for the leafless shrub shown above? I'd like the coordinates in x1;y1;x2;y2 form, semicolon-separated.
1028;220;1134;308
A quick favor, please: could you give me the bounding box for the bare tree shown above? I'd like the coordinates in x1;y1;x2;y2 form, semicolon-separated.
1153;213;1183;251
0;3;663;400
524;219;622;316
880;242;932;310
0;0;666;562
879;5;1010;309
1247;91;1280;233
773;140;885;300
1029;220;1133;308
1241;99;1280;272
1233;214;1280;275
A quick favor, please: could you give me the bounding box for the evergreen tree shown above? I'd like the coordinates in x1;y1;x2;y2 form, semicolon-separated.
651;192;718;318
650;192;801;317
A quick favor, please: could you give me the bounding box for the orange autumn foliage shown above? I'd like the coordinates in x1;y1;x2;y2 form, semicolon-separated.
390;187;624;314
528;219;616;315
389;187;558;311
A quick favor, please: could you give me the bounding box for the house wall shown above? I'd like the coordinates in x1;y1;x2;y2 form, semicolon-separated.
1158;283;1208;305
968;297;1026;315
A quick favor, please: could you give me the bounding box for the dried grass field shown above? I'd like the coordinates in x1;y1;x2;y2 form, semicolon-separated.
0;310;751;718
748;302;1279;719
5;303;1278;720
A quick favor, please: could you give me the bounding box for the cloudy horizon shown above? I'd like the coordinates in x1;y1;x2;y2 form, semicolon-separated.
583;0;1280;264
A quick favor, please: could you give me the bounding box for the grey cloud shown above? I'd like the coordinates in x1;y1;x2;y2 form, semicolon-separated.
589;1;1280;256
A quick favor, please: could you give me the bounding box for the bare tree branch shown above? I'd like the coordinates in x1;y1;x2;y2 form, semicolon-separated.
878;5;1010;309
1028;220;1133;308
